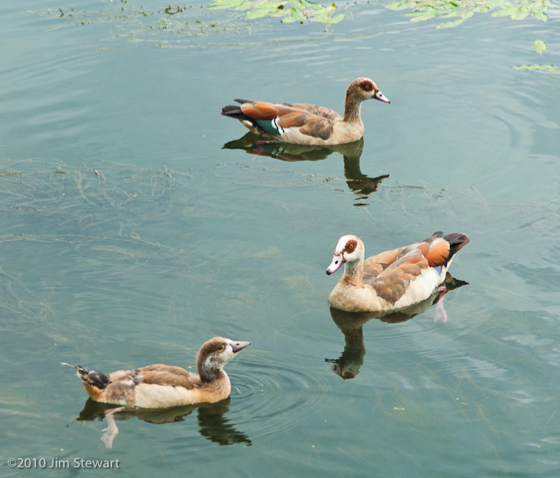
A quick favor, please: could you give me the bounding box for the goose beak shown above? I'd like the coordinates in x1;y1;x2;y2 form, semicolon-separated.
374;90;390;103
231;341;251;353
326;254;345;275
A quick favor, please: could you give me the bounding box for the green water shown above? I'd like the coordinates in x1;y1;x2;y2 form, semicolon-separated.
1;1;560;476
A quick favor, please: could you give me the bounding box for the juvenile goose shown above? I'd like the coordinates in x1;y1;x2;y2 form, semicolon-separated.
221;77;390;146
326;232;469;313
63;337;250;408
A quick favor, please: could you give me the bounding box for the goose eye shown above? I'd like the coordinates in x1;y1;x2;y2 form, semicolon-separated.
347;243;354;251
217;345;225;351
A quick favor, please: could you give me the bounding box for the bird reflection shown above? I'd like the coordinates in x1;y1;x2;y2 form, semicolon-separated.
326;273;468;380
223;133;388;205
76;397;251;448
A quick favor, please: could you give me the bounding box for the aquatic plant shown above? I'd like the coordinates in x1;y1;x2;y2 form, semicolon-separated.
208;0;345;24
514;39;559;72
386;0;558;28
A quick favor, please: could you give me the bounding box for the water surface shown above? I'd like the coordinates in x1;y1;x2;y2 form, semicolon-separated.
1;1;560;476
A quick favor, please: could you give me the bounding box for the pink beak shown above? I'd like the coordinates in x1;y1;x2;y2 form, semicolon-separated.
374;90;390;104
326;254;345;275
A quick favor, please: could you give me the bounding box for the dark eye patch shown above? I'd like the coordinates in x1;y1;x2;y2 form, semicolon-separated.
345;239;358;253
361;81;373;92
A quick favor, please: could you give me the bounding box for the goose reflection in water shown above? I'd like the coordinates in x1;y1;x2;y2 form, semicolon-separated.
77;398;251;449
223;134;388;206
326;273;468;380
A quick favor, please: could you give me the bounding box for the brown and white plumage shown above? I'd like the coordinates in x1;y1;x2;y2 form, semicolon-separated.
221;78;390;146
326;232;470;313
63;337;251;409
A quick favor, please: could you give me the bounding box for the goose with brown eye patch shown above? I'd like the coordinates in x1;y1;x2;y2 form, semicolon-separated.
326;232;470;314
221;77;390;146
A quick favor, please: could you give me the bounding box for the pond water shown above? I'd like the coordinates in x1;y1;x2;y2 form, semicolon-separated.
1;0;560;476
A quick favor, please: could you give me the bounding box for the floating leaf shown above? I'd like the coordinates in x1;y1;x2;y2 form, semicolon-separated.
534;39;547;55
208;0;245;9
290;6;307;20
235;2;254;10
437;18;463;27
386;0;409;9
281;14;298;21
324;13;344;23
487;0;506;8
288;0;307;9
491;5;518;15
413;14;437;20
511;5;530;18
513;64;557;70
246;2;285;19
532;9;548;20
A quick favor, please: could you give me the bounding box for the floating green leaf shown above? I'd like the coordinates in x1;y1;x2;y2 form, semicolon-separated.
491;5;519;16
534;39;547;55
487;0;506;8
532;9;548;19
513;64;557;70
511;5;530;18
437;17;463;26
324;13;345;23
208;0;245;9
208;0;344;24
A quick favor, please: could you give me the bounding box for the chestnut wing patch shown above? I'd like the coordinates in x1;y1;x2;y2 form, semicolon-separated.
239;101;281;121
424;238;451;267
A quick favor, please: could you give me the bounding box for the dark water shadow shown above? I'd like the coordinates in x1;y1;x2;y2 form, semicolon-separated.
223;133;389;206
326;273;469;380
77;397;251;447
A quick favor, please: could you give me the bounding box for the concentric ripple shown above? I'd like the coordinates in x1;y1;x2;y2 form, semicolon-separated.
229;353;334;438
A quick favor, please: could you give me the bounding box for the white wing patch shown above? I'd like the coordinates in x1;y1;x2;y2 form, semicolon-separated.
272;118;285;135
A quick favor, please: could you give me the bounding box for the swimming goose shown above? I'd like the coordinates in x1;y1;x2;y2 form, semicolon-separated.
326;232;469;313
221;77;390;146
63;337;251;408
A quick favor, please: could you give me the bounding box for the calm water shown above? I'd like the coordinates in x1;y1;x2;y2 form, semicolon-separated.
1;0;560;476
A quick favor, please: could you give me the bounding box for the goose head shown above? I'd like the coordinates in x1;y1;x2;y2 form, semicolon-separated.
346;78;390;104
197;337;251;381
326;235;365;275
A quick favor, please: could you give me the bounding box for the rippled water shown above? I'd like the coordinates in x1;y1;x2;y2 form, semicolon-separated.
2;0;560;476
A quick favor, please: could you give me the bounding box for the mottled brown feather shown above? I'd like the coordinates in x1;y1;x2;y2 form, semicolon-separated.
276;111;309;129
136;365;200;389
370;251;428;305
236;101;336;140
290;103;342;121
363;247;403;277
298;117;334;140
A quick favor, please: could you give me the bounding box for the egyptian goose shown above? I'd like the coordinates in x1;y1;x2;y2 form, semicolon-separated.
326;232;469;313
63;337;251;408
221;77;390;146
